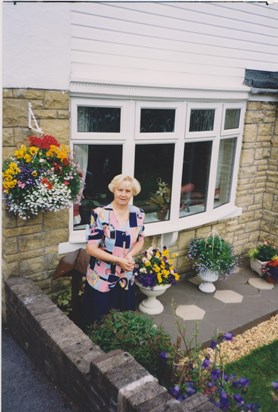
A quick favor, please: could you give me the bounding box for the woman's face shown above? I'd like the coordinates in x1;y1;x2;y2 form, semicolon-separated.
113;180;134;207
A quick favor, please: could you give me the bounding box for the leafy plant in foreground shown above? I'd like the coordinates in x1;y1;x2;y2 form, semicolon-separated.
88;310;173;379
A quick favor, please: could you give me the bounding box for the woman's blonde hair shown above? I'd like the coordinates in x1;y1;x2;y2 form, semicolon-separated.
108;174;141;196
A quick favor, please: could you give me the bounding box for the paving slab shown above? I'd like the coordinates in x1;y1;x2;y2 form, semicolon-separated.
139;262;278;347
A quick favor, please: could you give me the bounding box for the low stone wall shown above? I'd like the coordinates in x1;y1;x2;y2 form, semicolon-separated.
4;276;219;412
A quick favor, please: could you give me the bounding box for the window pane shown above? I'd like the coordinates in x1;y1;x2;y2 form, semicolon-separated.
133;144;175;222
140;109;175;133
73;144;122;229
214;138;236;208
189;109;215;132
180;141;212;217
77;106;121;132
224;109;240;130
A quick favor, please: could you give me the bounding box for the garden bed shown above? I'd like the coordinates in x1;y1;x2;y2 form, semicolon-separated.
4;276;218;412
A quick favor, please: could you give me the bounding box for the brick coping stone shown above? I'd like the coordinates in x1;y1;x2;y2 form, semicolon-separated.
4;277;219;412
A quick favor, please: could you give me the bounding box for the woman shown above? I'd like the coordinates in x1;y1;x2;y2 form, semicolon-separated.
83;174;145;327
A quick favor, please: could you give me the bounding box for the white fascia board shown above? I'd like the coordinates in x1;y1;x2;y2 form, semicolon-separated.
70;81;250;101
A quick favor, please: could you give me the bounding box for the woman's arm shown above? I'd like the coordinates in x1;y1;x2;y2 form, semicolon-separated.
86;243;135;272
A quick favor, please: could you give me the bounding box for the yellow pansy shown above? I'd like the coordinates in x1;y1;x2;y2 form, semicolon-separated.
14;145;27;159
32;171;38;176
162;249;170;258
157;273;163;283
174;273;180;281
29;146;39;155
145;261;151;267
24;154;32;163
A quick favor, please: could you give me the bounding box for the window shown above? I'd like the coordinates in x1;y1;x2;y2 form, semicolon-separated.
70;97;245;242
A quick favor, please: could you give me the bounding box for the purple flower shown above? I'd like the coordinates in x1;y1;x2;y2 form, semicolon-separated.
202;357;210;369
170;385;181;400
210;339;217;350
223;332;233;341
272;381;278;390
233;377;249;388
233;393;244;404
211;368;221;381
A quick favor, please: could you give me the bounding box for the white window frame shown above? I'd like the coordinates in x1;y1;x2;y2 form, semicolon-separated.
65;95;246;248
134;101;185;140
71;98;131;140
221;102;245;136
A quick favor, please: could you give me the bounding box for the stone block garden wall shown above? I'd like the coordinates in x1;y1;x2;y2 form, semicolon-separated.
4;276;219;412
2;89;278;302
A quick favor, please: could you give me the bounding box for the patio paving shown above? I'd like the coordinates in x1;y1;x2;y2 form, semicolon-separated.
135;261;278;347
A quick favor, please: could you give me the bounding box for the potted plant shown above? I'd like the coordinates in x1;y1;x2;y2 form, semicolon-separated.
187;232;237;293
248;240;277;277
2;135;83;219
146;178;170;220
261;256;278;284
134;246;180;314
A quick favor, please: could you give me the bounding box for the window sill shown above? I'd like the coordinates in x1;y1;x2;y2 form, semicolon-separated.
58;205;242;254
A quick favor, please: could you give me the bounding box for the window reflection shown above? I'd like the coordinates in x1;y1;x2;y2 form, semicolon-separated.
224;109;240;130
133;144;175;223
180;141;212;217
73;144;122;229
214;138;236;208
77;107;121;132
140;109;175;133
189;109;215;132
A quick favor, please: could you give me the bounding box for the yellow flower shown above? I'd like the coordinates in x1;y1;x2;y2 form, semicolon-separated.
162;249;170;258
32;171;38;176
174;273;180;281
157;274;163;283
15;145;27;158
9;162;20;173
162;269;169;277
29;146;39;155
3;174;13;182
172;253;178;258
145;261;151;267
24;154;32;163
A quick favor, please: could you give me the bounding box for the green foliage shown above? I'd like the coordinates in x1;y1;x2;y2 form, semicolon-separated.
226;340;278;412
88;310;173;379
188;232;237;276
248;241;277;261
53;286;72;316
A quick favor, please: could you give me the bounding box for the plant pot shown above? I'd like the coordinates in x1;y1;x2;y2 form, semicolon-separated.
250;258;267;277
156;208;168;221
264;273;277;284
198;270;219;293
135;282;171;315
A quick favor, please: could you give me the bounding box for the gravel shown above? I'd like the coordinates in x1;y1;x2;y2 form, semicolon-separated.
206;313;278;364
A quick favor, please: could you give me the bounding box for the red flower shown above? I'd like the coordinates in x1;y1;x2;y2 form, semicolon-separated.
29;135;60;150
41;178;53;189
63;180;70;186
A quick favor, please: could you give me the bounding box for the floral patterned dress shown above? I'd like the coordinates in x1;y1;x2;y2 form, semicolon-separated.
86;204;145;292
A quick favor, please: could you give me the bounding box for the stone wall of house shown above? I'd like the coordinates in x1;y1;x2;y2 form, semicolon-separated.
2;88;72;313
2;89;278;305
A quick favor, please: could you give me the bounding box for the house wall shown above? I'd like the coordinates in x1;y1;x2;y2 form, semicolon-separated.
3;2;278;91
2;2;278;307
2;88;278;302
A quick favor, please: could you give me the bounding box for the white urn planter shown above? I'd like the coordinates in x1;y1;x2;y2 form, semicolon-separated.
250;258;266;277
135;282;171;315
198;270;219;293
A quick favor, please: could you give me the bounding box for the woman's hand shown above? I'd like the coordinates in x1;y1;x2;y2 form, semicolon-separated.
118;256;135;272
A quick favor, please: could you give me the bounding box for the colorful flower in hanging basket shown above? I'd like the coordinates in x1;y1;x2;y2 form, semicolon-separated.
2;135;83;219
134;246;180;288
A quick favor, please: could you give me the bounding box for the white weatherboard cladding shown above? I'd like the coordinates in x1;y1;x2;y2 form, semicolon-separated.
3;2;278;91
3;3;71;89
70;2;278;91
